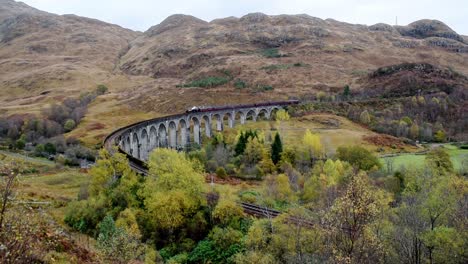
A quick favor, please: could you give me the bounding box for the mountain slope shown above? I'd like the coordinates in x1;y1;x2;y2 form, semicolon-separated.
0;1;466;142
119;13;468;93
0;0;139;107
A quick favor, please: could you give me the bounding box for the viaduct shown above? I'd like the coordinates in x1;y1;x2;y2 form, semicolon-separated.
105;101;298;162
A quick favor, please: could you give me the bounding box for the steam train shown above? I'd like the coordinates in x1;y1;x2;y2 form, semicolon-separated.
185;100;299;113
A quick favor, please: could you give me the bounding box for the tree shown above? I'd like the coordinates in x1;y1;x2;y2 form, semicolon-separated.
271;133;283;165
243;137;265;169
302;129;323;161
425;148;453;176
270;207;322;263
317;91;327;102
391;169;465;264
434;130;446;142
212;198;244;227
15;134;26;150
44;142;56;154
410;123;420;140
275;109;290;121
235;130;257;156
64;119;76;132
360;110;371;124
343;85;351;99
0;162;20;232
265;174;296;203
325;172;390;262
336;145;381;171
144;148;205;231
96;215;145;263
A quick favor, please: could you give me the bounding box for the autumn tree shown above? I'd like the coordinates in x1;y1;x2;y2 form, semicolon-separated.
96;215;146;263
64;148;141;235
144;148;205;231
425;147;454;176
360;110;371;124
275;109;290;134
324;172;391;263
410;123;420;140
302;129;323;162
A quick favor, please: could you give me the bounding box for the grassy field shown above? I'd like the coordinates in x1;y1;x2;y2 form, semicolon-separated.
222;113;416;154
380;144;468;172
1;150;90;224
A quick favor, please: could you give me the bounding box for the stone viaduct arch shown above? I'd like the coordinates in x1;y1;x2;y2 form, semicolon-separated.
114;101;297;161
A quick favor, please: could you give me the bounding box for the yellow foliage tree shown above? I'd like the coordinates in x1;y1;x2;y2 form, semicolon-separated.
144;148;205;231
116;208;142;239
212;198;244;226
302;129;323;160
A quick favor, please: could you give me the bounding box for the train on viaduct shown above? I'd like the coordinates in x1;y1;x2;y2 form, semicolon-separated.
105;100;299;162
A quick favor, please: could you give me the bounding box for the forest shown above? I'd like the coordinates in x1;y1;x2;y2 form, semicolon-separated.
57;111;467;263
0;103;467;264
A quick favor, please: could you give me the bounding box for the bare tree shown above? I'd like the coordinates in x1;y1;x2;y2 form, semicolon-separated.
0;162;20;231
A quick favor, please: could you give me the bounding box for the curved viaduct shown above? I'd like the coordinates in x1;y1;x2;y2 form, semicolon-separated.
105;101;298;163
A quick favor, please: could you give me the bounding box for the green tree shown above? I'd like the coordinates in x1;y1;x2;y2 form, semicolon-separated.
235;130;257;156
15;134;26;150
271;133;283;165
44;142;56;154
425;148;454;176
343;85;350;99
336;145;381;171
243;137;265;169
392;170;465;264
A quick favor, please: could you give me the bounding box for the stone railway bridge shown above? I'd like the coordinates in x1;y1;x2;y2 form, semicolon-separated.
105;101;298;162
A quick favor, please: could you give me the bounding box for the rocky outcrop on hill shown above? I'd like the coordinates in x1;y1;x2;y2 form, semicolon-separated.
395;19;465;43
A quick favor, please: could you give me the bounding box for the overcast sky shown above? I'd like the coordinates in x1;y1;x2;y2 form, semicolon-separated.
19;0;468;35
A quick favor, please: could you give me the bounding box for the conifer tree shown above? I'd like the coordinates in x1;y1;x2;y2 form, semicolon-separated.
271;133;283;165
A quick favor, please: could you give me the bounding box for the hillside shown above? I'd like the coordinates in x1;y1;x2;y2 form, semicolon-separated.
0;0;467;142
0;0;139;114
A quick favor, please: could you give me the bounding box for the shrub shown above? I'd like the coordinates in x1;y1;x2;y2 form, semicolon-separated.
336;145;381;171
261;48;282;58
15;136;26;150
96;84;108;95
64;119;76;132
182;76;230;88
234;79;247;89
44;142;56;155
257;85;273;91
216;167;227;179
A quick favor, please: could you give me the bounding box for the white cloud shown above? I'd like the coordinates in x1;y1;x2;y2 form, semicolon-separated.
18;0;468;34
